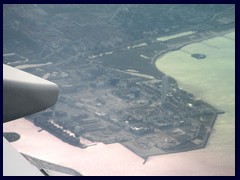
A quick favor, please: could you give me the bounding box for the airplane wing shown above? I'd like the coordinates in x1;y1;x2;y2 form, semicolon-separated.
3;64;58;122
3;64;59;176
3;137;44;176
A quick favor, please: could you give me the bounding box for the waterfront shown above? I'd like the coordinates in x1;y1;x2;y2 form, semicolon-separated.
155;31;235;175
3;5;235;175
3;32;235;175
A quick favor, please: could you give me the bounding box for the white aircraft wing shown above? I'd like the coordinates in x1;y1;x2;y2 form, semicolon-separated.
3;137;44;176
3;64;59;176
3;64;58;122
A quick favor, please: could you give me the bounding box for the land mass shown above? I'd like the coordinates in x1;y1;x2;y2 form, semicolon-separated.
3;4;234;159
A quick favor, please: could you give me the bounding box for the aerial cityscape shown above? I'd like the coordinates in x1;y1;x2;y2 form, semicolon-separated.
3;4;235;175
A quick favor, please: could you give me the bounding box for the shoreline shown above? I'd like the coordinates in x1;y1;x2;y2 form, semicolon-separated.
150;27;235;77
3;28;235;176
152;30;235;174
4;117;234;175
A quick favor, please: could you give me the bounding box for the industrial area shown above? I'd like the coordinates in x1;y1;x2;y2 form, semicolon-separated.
30;62;224;159
3;4;233;160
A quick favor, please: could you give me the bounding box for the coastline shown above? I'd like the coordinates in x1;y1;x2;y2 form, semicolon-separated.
3;29;235;176
150;27;235;74
153;31;235;175
3;117;234;175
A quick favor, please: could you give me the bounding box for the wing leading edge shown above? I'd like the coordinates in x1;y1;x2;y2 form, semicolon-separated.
3;64;59;176
3;64;59;122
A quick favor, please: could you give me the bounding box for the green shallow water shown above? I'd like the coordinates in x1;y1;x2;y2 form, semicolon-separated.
155;32;235;173
156;32;235;117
